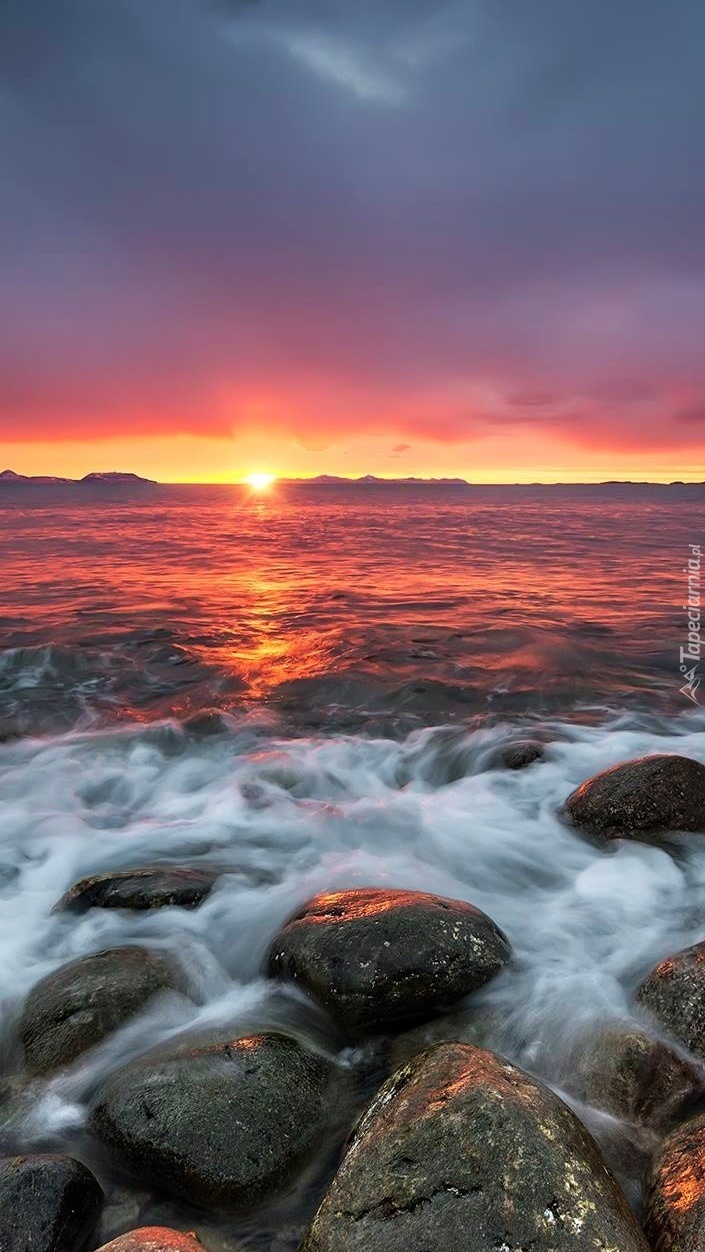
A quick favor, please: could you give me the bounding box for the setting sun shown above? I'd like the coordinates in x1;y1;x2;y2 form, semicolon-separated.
244;472;276;492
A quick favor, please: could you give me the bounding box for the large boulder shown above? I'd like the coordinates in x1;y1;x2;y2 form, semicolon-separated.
267;888;511;1032
20;946;183;1074
636;940;705;1060
95;1231;203;1251
564;754;705;842
55;867;218;914
90;1031;341;1212
643;1111;705;1250
303;1042;649;1252
0;1154;103;1251
573;1025;704;1130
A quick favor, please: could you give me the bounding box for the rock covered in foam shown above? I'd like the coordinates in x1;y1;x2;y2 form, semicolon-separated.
20;946;184;1074
498;738;545;769
303;1042;649;1252
267;888;511;1032
564;753;705;842
0;1154;103;1251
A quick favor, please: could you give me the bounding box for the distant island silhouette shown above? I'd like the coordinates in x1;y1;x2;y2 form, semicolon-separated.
0;470;157;485
301;474;470;485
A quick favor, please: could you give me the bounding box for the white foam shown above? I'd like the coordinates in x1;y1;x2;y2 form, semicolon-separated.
2;710;705;1132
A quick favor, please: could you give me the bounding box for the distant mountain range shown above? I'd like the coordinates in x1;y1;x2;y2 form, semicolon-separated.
282;475;705;487
0;470;157;485
299;474;470;485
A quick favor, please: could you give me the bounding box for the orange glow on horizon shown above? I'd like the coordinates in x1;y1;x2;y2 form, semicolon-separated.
3;431;705;485
243;472;276;491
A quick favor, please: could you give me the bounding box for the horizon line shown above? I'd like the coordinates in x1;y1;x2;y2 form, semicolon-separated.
3;468;705;488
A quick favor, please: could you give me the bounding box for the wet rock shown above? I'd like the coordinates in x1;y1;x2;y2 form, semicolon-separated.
95;1230;204;1251
90;1031;341;1212
20;946;183;1074
636;940;705;1060
0;1075;34;1146
267;888;511;1032
95;1183;152;1247
182;708;235;737
55;867;218;914
389;1007;499;1070
573;1025;704;1130
643;1111;705;1250
0;1153;103;1251
564;753;705;842
303;1042;649;1252
498;739;544;769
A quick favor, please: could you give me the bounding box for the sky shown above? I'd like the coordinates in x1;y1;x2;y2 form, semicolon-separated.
1;0;705;482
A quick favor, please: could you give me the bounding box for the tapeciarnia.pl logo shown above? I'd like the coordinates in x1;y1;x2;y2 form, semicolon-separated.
681;543;702;705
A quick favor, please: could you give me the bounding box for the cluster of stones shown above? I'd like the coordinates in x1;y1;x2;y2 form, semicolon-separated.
1;751;705;1249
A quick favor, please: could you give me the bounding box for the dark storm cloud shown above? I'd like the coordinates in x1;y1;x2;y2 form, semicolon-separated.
1;0;704;450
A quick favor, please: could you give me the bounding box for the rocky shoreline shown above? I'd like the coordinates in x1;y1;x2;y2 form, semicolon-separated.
2;751;705;1249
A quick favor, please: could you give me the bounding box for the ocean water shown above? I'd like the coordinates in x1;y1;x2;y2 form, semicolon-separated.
1;481;704;1243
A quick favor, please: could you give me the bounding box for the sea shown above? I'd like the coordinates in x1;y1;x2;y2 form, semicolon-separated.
1;479;704;1244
